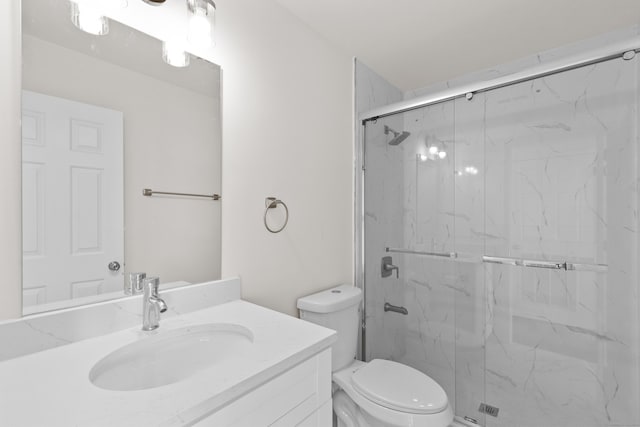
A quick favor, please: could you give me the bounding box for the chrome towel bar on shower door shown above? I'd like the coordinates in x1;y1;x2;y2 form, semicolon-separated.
385;247;457;259
383;249;607;272
482;255;608;273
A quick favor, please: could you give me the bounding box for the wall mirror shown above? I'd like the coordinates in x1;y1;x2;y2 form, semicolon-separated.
21;0;222;315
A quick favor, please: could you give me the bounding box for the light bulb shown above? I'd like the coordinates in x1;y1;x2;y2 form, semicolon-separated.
187;0;216;48
189;13;212;46
428;145;438;155
162;41;190;67
438;151;447;159
418;154;428;162
70;2;109;36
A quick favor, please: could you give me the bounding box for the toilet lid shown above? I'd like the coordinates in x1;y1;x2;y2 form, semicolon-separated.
351;359;448;414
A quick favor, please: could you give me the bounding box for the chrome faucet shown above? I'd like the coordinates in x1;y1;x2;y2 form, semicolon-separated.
142;277;167;331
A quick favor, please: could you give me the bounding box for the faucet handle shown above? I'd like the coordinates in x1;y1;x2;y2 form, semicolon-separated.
126;272;146;295
143;277;160;296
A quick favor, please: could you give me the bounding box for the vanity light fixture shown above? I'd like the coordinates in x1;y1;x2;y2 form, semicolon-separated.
70;1;109;35
162;41;190;67
187;0;216;48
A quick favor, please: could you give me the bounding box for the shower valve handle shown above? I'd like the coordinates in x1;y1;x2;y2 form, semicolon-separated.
381;256;399;278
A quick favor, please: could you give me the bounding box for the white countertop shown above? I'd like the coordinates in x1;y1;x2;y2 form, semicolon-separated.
0;300;336;426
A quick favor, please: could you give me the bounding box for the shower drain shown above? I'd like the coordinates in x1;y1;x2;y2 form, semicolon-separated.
478;402;500;417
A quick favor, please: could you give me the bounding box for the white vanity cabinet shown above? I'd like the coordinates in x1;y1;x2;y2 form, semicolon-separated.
195;349;332;427
0;292;337;427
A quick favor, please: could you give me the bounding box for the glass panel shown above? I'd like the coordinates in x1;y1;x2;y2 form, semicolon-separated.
363;101;460;413
454;93;487;424
483;57;639;426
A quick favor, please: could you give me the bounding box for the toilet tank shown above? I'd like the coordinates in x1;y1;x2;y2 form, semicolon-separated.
297;284;362;372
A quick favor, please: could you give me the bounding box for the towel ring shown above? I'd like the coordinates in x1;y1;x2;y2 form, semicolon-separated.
264;197;289;233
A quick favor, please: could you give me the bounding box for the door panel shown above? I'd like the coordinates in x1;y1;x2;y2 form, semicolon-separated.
22;90;124;306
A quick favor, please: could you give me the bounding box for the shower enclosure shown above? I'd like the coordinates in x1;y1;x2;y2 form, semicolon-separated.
359;43;640;426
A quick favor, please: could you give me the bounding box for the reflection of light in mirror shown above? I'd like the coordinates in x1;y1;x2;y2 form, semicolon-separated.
465;166;478;175
70;2;109;36
162;41;191;67
187;0;216;47
455;166;479;176
420;144;447;161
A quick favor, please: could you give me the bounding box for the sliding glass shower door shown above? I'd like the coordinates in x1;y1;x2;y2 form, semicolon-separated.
480;55;639;426
363;99;488;425
362;53;640;427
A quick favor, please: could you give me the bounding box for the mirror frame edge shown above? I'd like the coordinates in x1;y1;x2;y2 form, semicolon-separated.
0;0;23;321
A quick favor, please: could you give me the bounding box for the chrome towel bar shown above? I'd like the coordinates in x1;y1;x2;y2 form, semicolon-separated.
385;247;457;258
482;255;608;273
143;188;220;200
383;248;607;272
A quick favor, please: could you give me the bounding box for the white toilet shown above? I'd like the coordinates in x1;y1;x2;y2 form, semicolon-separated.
297;284;453;427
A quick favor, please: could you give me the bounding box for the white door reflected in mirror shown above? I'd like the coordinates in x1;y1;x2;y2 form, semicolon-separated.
22;91;124;306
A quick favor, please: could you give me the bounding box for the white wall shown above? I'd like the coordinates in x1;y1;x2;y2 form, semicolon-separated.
215;0;354;316
22;35;221;287
0;1;22;320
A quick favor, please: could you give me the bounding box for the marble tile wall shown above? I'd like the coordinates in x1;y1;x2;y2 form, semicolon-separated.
362;28;640;427
362;116;406;362
480;53;640;427
353;59;404;360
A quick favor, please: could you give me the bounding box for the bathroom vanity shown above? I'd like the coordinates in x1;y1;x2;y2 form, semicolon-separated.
0;278;335;426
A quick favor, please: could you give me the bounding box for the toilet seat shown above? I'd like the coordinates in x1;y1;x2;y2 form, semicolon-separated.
333;360;453;427
351;359;448;414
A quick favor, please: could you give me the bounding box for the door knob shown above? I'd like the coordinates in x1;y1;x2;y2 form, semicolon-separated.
108;261;121;272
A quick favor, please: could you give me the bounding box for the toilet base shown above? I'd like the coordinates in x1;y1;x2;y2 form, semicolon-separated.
334;389;369;427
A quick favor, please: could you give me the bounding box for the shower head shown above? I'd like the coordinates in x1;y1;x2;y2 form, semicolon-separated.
384;125;410;145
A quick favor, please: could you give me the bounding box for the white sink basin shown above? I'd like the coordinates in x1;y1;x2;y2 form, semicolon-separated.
89;323;254;391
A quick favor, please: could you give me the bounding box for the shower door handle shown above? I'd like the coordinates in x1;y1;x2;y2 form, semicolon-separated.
521;259;566;270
